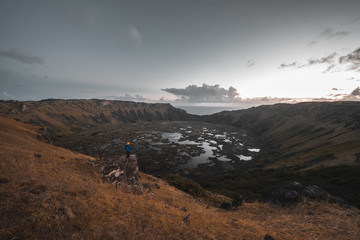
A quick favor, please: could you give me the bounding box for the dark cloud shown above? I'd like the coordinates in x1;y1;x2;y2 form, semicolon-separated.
321;27;350;39
349;87;360;96
281;48;360;73
307;52;336;65
322;64;336;73
246;60;255;67
279;61;298;69
331;87;360;99
0;48;44;64
338;48;360;71
279;53;337;72
162;84;240;103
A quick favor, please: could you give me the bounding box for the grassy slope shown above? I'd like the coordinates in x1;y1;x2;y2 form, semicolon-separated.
231;101;360;169
1;116;360;239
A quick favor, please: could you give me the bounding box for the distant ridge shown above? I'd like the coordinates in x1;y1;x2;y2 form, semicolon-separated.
0;99;198;137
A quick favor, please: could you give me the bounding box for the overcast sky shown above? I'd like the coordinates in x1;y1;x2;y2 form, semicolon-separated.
0;0;359;105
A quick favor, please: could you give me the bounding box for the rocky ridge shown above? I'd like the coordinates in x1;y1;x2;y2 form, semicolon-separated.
90;154;148;194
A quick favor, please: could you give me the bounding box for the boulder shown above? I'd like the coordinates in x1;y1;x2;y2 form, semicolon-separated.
102;155;139;184
302;185;328;200
59;206;75;220
264;234;275;240
263;182;349;207
95;155;150;194
263;182;302;205
220;201;232;210
106;169;125;181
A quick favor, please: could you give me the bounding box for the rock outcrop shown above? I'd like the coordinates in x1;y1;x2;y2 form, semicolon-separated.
103;154;140;184
263;182;349;207
92;154;146;194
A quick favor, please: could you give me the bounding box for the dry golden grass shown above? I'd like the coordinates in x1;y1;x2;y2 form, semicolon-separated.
1;116;360;240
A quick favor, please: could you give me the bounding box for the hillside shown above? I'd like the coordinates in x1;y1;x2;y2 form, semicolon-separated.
203;102;360;170
196;102;360;206
1;100;360;208
1;116;360;239
0;99;197;138
203;101;360;170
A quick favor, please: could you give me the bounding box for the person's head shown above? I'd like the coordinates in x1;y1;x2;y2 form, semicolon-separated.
126;142;130;145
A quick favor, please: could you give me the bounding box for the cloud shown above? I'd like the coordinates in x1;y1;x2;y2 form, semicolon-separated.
308;40;317;46
279;61;299;69
162;83;240;103
279;53;337;72
342;16;360;25
115;93;150;102
322;64;336;73
128;25;142;47
307;52;336;65
349;87;360;97
329;86;360;100
321;27;350;39
0;48;44;64
338;47;360;72
246;60;255;67
281;48;360;73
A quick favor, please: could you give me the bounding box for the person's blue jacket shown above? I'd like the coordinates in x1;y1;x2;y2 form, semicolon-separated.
125;144;131;152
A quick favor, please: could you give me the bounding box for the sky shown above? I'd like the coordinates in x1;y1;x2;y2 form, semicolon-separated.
0;0;359;107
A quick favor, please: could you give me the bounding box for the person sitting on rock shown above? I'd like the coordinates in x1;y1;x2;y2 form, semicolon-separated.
125;142;131;158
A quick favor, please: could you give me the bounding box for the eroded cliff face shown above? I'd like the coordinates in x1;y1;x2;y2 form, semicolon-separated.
0;99;198;137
